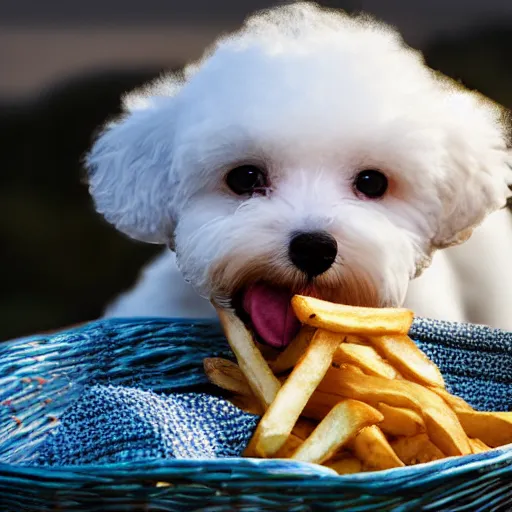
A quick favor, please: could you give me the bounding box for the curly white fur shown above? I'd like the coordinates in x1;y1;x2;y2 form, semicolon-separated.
86;3;512;328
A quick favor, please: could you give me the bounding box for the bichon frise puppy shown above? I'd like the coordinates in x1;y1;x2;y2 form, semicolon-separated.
86;2;512;347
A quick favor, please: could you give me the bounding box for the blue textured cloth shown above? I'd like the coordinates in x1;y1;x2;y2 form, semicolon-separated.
410;317;512;411
36;387;259;466
32;316;512;467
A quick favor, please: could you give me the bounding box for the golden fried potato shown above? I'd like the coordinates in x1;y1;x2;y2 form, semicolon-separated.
333;342;398;379
291;296;414;336
291;400;383;464
274;434;303;458
319;365;471;456
351;425;404;470
429;387;474;413
291;418;318;440
390;434;445;465
318;365;420;410
469;438;491;454
457;411;512;448
377;403;426;437
325;456;363;475
203;357;253;396
217;309;281;408
229;394;264;415
365;335;445;388
270;326;316;374
246;329;342;457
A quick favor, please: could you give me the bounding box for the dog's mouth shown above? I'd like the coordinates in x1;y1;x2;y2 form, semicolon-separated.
232;282;304;350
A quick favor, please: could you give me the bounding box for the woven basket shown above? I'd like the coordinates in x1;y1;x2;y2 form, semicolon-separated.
1;317;512;512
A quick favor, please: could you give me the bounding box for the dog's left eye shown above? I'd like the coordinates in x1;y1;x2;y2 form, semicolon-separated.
354;170;388;199
226;165;268;195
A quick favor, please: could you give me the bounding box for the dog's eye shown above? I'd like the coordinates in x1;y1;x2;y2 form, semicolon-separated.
226;165;267;195
354;170;388;198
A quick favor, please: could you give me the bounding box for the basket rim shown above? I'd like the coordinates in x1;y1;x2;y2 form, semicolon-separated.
3;443;512;487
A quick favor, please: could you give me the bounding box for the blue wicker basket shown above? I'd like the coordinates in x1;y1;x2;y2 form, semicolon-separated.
1;317;512;512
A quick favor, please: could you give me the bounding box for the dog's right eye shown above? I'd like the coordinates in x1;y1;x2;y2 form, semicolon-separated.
226;165;268;195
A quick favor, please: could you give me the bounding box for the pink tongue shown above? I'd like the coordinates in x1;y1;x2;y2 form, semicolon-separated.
243;283;301;349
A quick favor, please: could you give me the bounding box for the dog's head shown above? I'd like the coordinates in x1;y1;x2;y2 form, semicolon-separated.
86;3;511;347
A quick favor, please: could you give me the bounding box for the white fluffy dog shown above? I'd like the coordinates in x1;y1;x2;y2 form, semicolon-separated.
86;2;512;347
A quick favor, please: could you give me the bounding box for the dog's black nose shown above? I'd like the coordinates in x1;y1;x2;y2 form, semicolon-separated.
288;231;337;277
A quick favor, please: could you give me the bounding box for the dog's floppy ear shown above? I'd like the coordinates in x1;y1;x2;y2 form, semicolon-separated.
432;91;512;249
85;92;178;244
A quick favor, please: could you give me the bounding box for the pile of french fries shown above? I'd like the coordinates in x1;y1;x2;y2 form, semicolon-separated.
205;295;512;474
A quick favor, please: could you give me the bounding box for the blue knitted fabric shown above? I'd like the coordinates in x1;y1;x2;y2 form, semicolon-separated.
35;388;259;466
31;316;512;467
410;317;512;412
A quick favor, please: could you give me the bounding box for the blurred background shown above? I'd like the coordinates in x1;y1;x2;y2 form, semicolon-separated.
1;0;511;341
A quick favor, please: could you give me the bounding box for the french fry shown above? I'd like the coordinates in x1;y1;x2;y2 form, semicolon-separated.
270;418;319;458
333;342;398;379
229;394;264;415
292;295;414;336
303;391;341;421
246;329;345;457
345;335;372;345
377;403;426;437
203;357;253;396
291;418;318;440
254;341;281;363
351;425;404;470
274;434;303;458
456;411;512;448
291;400;383;464
319;366;471;456
217;309;281;409
469;438;491;454
301;366;371;421
270;326;316;374
325;456;363;475
390;434;445;465
304;394;425;439
365;335;445;388
429;387;474;413
317;365;421;411
405;390;471;457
